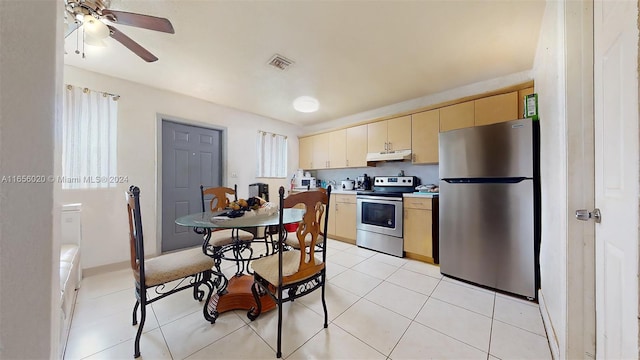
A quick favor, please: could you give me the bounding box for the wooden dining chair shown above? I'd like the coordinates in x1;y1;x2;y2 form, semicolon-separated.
282;187;328;252
199;185;254;276
126;186;216;358
248;186;331;358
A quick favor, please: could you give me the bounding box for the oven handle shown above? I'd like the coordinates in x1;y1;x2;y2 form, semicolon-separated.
357;196;403;203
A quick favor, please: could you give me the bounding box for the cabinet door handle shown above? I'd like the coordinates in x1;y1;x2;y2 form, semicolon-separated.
346;159;349;166
388;142;392;151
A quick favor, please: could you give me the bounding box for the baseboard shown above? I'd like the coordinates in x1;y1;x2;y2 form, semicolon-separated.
539;288;561;359
83;260;129;277
328;236;356;245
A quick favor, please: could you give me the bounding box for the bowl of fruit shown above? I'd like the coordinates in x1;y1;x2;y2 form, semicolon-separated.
219;197;276;219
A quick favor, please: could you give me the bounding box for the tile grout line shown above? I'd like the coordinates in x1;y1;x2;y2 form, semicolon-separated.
385;278;440;358
487;290;497;360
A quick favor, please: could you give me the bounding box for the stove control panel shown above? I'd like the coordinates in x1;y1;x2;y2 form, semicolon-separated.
373;176;415;187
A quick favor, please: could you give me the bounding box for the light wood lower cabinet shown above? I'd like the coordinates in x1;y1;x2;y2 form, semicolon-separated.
324;200;336;236
403;197;434;262
327;194;356;243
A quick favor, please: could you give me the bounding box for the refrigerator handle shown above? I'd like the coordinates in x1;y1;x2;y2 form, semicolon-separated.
442;177;529;184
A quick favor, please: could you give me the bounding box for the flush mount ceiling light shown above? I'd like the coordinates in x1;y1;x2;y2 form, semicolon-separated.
293;96;319;113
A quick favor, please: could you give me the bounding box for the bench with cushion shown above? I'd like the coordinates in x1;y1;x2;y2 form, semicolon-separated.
59;203;82;357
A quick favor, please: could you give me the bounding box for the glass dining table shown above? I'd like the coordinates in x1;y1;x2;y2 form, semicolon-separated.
175;208;305;322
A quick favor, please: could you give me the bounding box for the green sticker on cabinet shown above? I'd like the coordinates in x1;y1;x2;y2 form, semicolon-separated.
524;93;539;121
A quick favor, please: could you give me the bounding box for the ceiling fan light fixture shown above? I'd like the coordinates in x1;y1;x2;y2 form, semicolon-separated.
84;35;107;47
83;14;109;40
293;96;319;113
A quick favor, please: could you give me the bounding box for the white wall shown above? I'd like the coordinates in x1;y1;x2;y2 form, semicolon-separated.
533;1;568;358
62;67;303;269
0;0;62;358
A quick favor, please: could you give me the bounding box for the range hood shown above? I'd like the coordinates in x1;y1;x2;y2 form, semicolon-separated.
366;149;412;162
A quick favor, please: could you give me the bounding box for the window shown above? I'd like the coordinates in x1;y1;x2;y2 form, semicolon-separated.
256;131;287;178
62;85;118;189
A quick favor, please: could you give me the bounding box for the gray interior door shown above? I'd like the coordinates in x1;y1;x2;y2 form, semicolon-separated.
162;120;223;252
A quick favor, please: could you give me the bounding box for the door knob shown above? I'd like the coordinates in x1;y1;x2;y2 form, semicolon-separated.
575;208;602;223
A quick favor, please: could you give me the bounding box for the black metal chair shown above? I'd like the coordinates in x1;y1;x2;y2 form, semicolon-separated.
199;185;255;277
126;186;216;358
248;186;331;358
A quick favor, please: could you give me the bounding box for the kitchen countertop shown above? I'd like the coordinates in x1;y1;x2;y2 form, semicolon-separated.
328;189;358;195
291;188;358;195
404;192;439;198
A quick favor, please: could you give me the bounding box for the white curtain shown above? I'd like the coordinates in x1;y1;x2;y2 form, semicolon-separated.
257;131;287;178
62;85;118;189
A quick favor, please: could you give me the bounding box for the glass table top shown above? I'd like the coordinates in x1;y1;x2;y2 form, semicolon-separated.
175;208;305;229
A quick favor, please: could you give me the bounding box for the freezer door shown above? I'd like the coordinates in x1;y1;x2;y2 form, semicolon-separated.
439;180;536;298
439;119;534;179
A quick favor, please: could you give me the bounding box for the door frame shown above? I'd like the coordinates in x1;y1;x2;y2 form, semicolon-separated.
564;0;596;358
155;114;228;254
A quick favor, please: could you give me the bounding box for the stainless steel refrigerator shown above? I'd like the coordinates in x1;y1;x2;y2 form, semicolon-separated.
439;118;540;299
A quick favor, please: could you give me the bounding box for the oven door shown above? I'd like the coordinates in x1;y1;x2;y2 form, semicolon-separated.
356;196;403;238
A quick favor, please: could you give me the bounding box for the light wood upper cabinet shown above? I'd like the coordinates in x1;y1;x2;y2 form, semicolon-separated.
328;129;347;168
368;115;411;153
367;121;388;153
301;85;532;170
474;91;519;126
387;115;412;151
346;124;367;168
298;136;313;169
411;109;439;164
518;87;534;119
312;133;330;169
440;101;474;132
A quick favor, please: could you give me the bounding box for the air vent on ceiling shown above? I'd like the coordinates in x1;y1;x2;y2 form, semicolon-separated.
267;54;294;71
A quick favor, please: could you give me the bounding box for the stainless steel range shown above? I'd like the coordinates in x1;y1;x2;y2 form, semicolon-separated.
356;176;418;257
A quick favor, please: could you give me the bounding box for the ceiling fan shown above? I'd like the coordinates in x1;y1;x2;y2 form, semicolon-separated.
64;0;174;62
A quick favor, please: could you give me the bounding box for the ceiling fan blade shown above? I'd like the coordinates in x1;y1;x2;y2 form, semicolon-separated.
107;25;158;62
102;9;174;34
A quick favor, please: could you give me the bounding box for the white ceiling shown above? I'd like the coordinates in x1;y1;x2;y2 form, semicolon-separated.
63;0;546;126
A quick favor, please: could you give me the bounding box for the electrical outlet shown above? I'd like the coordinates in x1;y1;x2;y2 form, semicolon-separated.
231;172;238;178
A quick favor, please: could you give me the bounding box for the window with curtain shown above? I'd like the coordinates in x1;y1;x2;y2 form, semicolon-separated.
62;85;118;189
256;131;287;178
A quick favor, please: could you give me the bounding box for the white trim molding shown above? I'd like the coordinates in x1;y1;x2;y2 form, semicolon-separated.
539;289;560;359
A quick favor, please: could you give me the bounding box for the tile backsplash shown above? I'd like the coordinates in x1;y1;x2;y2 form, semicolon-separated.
312;162;439;188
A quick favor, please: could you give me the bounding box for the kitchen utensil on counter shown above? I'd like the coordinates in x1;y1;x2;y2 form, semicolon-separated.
416;184;438;193
363;174;372;190
356;174;372;190
341;178;355;190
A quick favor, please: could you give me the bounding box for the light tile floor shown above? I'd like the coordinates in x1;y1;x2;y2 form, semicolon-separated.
64;239;552;360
